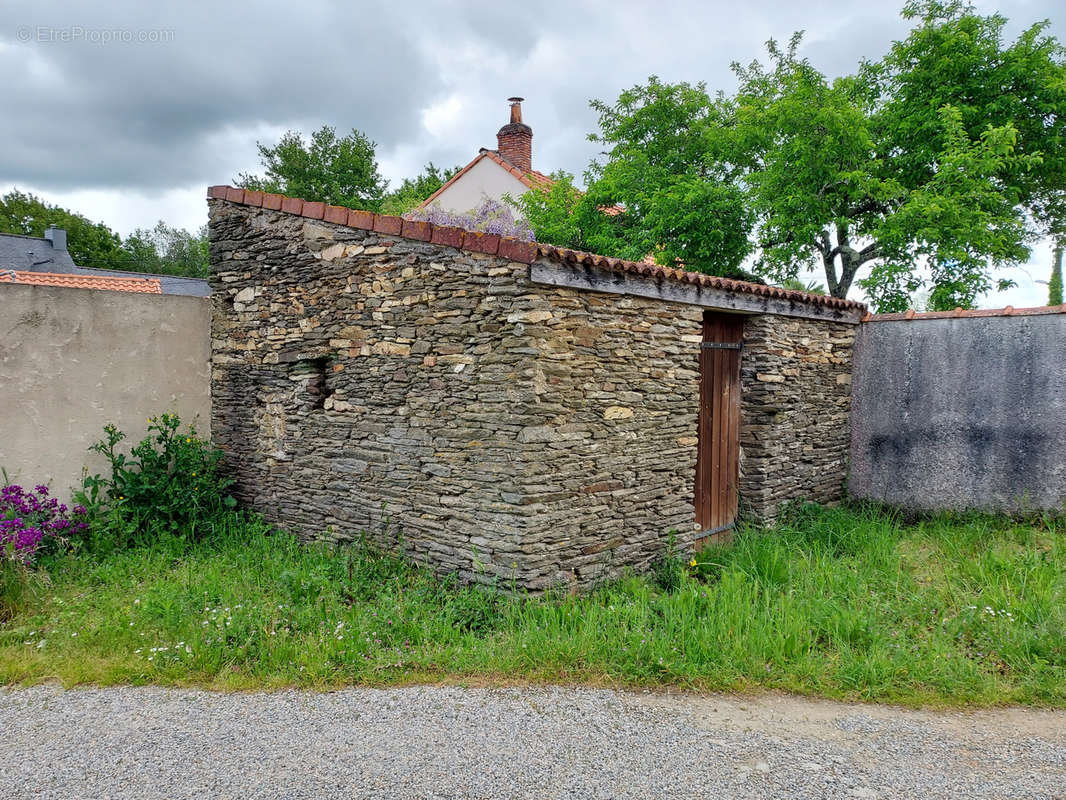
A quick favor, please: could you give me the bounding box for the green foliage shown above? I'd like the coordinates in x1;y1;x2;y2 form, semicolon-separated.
778;278;827;295
380;162;460;215
0;562;33;622
1;189;208;277
1049;245;1064;306
0;188;126;269
3;504;1063;705
83;414;236;545
120;221;209;278
865;105;1039;311
871;1;1066;237
526;2;1065;309
236;125;387;211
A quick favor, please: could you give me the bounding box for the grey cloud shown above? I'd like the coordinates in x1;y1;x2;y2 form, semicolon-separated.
0;0;1061;199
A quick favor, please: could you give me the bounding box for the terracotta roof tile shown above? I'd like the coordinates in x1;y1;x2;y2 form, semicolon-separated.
0;270;163;293
206;185;863;311
534;245;866;311
863;304;1066;322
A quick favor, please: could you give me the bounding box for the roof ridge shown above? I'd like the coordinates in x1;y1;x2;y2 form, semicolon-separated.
206;185;865;311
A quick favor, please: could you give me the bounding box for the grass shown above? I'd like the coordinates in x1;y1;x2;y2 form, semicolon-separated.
0;503;1063;707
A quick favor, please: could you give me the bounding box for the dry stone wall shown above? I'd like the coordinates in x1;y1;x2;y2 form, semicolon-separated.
738;316;856;522
210;198;856;589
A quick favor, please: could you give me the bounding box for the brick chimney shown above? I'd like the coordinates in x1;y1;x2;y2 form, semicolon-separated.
496;97;532;173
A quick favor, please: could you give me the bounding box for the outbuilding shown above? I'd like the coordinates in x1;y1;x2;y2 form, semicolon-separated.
208;186;864;590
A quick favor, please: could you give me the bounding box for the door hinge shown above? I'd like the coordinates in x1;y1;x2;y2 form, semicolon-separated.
701;341;743;350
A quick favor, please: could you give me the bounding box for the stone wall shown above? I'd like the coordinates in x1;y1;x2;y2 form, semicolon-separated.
210;204;538;584
210;197;858;589
739;316;856;522
850;313;1066;512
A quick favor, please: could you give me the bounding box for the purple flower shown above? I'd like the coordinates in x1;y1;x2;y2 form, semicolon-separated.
1;481;88;565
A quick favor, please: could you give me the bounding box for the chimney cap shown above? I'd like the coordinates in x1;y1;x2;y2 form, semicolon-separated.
508;96;524;103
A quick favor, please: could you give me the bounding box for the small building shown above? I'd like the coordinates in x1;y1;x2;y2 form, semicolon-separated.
208;186;864;590
419;98;554;216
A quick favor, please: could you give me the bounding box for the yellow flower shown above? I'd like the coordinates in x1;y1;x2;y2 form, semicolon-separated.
185;438;191;444
191;472;197;477
689;558;697;567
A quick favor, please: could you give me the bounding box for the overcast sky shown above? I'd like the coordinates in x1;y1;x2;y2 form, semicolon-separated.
1;0;1062;306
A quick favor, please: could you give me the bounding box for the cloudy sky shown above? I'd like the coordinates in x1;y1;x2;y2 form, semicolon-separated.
2;0;1062;306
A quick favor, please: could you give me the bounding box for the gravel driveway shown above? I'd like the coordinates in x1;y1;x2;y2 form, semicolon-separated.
1;684;1063;799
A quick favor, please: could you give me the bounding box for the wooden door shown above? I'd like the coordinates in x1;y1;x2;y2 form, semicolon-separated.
694;312;743;547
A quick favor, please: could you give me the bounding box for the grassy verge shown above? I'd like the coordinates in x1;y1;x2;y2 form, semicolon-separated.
0;503;1062;706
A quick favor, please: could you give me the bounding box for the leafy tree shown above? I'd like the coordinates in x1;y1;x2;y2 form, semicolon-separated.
512;171;652;263
0;188;126;269
121;221;209;277
861;0;1066;309
236;125;387;211
381;162;461;215
869;1;1066;244
1049;244;1064;306
523;2;1065;310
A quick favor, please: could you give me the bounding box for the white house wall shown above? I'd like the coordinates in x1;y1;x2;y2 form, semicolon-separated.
430;157;531;216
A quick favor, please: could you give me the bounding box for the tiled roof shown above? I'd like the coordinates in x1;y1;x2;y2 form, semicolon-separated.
206;185;865;312
534;246;866;312
0;270;162;293
863;304;1066;322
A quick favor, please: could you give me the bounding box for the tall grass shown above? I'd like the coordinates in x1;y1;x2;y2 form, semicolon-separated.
0;503;1062;706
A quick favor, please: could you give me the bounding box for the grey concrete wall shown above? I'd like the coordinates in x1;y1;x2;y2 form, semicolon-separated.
0;284;211;499
849;314;1066;512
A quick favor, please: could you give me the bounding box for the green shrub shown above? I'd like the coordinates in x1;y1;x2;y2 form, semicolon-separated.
81;414;236;544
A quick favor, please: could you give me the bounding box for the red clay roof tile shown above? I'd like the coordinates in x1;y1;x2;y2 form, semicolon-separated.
0;270;163;294
863;304;1066;322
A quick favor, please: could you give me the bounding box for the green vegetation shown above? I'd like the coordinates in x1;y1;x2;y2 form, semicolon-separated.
1;503;1062;707
235;123;461;216
522;1;1065;310
0;188;209;277
1049;244;1063;306
236;125;388;211
380;163;461;216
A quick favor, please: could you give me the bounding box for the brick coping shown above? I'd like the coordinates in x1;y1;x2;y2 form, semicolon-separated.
864;305;1066;322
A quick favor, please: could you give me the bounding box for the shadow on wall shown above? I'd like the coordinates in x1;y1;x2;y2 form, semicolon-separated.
850;310;1066;513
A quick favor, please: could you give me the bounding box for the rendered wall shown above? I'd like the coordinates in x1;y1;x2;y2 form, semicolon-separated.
849;314;1066;512
429;157;530;215
0;284;211;499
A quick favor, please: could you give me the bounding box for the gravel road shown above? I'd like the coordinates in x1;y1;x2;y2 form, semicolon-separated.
1;684;1063;799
